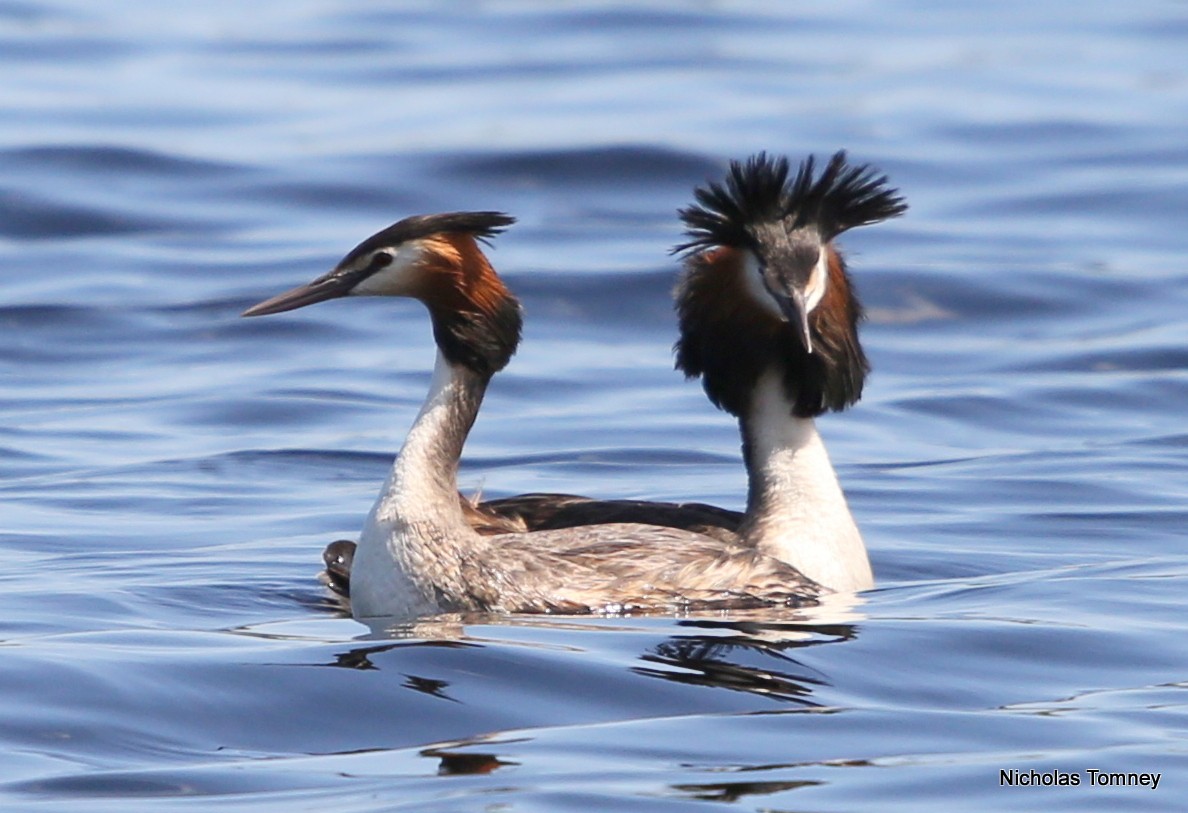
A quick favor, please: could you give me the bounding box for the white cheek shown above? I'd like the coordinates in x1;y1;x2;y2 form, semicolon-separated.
742;250;786;320
350;243;426;296
802;251;829;315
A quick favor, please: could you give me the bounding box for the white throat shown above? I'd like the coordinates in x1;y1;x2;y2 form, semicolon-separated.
350;350;483;619
741;372;873;593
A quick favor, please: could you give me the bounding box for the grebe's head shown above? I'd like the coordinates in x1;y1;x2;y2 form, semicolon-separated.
674;152;905;417
243;212;515;314
675;152;905;354
243;212;522;377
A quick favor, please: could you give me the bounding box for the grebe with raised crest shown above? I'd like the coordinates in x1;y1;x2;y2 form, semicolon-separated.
672;150;906;591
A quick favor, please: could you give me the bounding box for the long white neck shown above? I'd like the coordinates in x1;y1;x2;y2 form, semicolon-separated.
739;372;873;593
350;350;487;618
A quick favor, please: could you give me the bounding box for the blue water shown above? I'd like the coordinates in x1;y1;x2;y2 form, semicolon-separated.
3;1;1187;810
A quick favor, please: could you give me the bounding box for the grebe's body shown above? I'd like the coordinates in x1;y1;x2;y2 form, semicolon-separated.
244;212;819;617
317;493;742;597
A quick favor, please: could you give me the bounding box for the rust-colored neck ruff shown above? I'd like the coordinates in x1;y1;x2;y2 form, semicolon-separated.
674;245;867;419
418;233;522;379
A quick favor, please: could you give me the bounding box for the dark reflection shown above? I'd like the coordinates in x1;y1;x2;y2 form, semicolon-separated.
672;778;821;802
670;757;873;804
324;639;480;671
304;606;860;709
402;674;457;702
421;746;519;776
677;617;859;641
630;616;858;703
9;774;193;798
289;587;351;615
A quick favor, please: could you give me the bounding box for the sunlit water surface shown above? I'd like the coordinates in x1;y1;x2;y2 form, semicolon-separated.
2;2;1186;810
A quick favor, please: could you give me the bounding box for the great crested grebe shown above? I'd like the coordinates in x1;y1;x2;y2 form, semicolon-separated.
674;150;907;592
244;211;822;617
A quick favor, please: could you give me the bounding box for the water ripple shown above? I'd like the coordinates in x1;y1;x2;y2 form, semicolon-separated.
2;2;1187;811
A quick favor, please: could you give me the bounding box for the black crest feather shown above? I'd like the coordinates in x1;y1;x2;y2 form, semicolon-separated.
674;154;791;255
343;211;515;267
675;151;905;254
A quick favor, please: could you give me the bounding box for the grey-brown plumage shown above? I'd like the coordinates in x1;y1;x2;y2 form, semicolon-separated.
320;494;743;599
435;522;819;614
